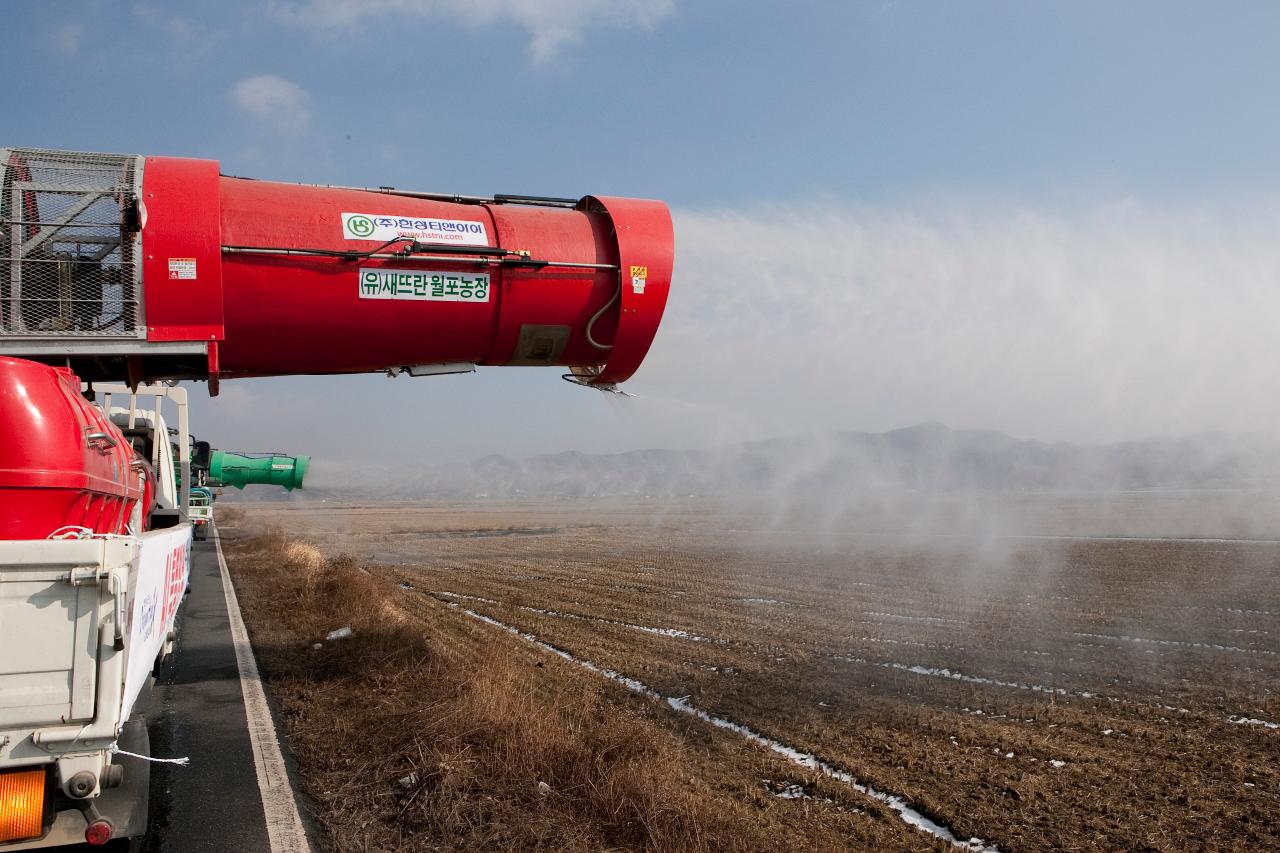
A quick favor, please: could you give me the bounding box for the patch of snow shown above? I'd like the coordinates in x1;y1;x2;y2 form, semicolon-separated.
630;624;695;639
856;659;1108;702
865;610;966;625
437;590;498;604
449;594;719;644
761;780;863;811
856;635;935;649
1228;715;1279;730
1073;631;1276;657
1049;760;1066;768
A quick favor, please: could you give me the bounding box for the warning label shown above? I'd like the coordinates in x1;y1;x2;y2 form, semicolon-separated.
630;264;648;294
168;258;196;280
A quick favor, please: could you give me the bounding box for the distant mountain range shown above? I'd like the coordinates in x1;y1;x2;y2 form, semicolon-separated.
230;423;1280;502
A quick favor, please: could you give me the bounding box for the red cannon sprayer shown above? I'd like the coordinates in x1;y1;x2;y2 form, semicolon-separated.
0;146;673;537
1;146;673;391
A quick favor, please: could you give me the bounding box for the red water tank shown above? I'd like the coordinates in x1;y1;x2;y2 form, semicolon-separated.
0;357;141;539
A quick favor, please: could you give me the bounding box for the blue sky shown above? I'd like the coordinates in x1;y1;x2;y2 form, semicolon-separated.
16;2;1280;204
7;2;1280;467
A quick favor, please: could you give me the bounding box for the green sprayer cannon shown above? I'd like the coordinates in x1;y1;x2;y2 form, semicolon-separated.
207;450;310;491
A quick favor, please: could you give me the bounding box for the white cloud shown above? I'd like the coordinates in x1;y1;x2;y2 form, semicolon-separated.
230;75;312;135
268;0;674;64
52;23;83;56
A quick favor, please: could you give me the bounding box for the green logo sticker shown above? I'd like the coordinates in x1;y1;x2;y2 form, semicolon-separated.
346;215;375;238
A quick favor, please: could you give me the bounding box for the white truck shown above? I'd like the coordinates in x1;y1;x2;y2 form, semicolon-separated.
188;489;214;542
0;386;193;849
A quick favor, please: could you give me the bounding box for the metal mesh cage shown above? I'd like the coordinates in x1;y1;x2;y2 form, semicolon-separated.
1;147;145;338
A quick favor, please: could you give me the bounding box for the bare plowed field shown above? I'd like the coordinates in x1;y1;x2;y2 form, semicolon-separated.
223;499;1280;852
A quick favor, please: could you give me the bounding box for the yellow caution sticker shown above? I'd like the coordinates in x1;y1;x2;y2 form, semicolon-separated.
630;265;648;279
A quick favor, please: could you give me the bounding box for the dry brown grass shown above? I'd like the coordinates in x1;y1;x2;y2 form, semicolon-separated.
222;526;900;852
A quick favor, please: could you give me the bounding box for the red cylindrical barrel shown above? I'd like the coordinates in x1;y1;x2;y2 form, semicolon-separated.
139;157;673;386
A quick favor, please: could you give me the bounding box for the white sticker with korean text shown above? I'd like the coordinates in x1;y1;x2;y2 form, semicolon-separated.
359;268;491;302
342;212;489;246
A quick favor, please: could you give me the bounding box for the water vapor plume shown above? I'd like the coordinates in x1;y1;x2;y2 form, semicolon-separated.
641;201;1280;445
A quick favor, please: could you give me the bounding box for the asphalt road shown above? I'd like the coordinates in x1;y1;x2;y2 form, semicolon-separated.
127;537;313;853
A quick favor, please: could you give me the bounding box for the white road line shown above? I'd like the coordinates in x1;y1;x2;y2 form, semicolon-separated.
214;529;312;853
